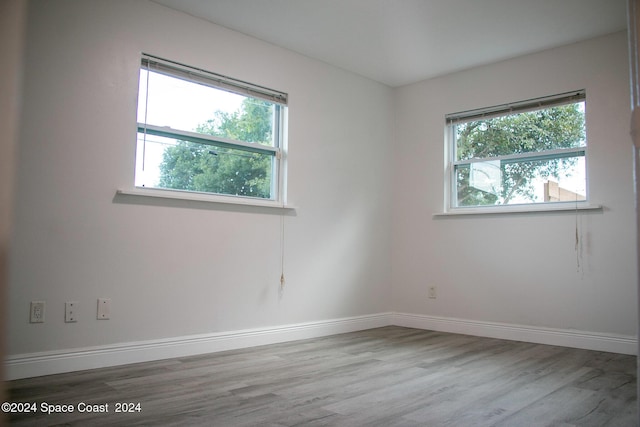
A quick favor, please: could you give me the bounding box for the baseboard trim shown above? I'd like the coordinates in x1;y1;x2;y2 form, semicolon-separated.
7;311;636;380
393;312;637;355
5;313;393;380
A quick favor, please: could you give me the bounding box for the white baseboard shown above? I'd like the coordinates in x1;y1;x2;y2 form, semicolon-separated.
393;312;637;356
5;313;393;380
7;311;636;380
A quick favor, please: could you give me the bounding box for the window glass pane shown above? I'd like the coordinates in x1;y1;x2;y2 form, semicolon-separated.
135;59;285;201
138;69;277;147
136;133;274;199
454;102;586;161
455;155;585;206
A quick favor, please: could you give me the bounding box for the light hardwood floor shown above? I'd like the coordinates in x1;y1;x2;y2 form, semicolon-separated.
7;326;637;426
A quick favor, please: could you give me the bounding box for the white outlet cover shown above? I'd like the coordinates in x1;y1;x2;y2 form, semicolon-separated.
65;301;78;323
30;301;45;323
97;298;111;319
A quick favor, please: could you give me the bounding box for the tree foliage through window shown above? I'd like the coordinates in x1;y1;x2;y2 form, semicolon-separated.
158;99;274;198
454;102;585;206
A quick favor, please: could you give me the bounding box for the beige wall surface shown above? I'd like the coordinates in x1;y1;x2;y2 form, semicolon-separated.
9;0;636;377
10;0;393;355
392;31;636;337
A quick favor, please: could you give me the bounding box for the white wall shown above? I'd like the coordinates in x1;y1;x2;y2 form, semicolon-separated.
1;0;27;412
9;0;636;374
392;32;637;337
9;0;393;356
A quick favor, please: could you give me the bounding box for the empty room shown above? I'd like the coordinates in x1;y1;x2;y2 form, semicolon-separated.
3;0;638;425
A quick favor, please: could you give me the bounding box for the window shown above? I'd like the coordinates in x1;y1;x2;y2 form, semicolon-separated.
446;90;586;209
135;54;287;203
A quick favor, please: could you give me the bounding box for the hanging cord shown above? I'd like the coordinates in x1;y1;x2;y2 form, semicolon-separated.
575;212;580;272
574;191;583;276
279;213;286;289
141;64;150;172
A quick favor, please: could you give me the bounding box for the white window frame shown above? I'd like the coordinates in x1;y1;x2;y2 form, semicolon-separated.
441;90;599;215
129;54;289;209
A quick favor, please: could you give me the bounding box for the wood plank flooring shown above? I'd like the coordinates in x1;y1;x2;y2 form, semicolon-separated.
7;326;637;426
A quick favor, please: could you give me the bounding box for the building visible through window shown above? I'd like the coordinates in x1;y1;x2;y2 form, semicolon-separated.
446;90;586;209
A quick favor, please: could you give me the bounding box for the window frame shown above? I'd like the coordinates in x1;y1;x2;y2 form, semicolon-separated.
133;54;288;208
444;90;589;214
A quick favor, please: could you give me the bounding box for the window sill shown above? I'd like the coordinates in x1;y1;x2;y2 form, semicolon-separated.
116;187;295;212
433;202;603;217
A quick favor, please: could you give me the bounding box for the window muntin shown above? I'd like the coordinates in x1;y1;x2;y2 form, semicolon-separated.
135;55;287;201
447;91;586;208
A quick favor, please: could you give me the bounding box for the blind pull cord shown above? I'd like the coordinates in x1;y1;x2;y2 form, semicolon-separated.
280;213;286;289
142;64;150;172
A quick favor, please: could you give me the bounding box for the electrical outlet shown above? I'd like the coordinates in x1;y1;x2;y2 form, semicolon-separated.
428;286;437;299
65;301;78;323
30;301;45;323
97;298;111;320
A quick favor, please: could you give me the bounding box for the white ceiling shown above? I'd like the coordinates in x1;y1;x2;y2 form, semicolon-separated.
152;0;627;87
